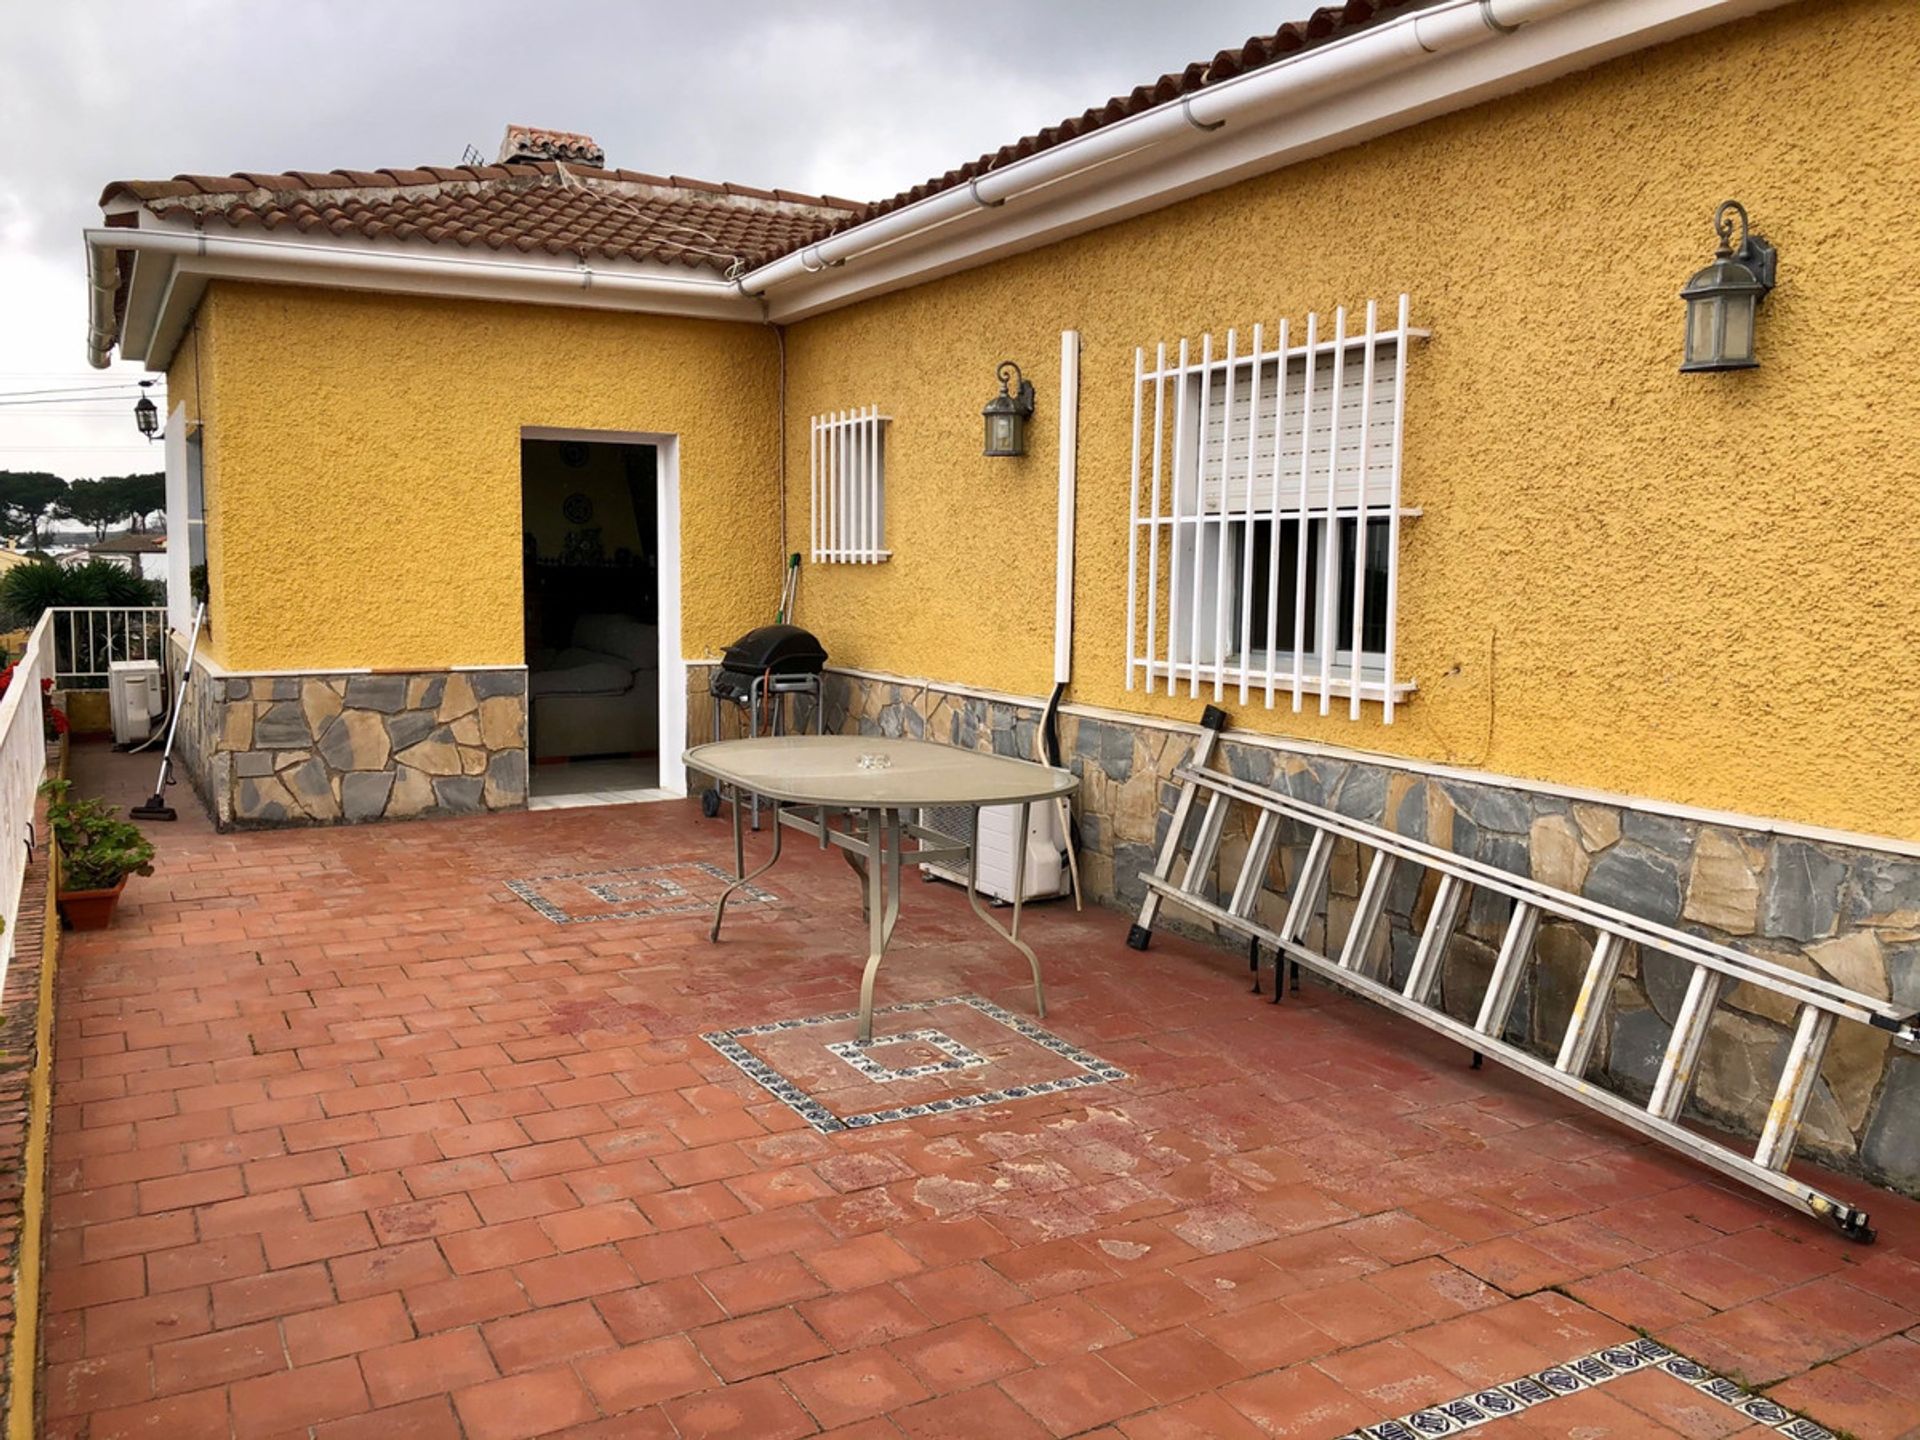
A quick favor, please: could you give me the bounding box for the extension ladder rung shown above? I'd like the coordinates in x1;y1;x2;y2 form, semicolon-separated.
1168;763;1911;1034
1128;716;1920;1245
1336;849;1397;977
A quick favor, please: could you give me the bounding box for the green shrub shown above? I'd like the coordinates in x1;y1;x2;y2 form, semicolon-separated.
41;779;157;892
0;559;164;629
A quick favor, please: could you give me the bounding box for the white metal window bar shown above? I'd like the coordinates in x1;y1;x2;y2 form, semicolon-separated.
810;406;891;564
1124;295;1425;722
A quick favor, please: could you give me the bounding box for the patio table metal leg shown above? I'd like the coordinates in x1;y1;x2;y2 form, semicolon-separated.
965;801;1046;1020
710;799;784;942
856;806;903;1043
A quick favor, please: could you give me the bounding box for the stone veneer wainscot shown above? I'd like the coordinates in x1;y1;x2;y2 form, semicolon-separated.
172;649;528;827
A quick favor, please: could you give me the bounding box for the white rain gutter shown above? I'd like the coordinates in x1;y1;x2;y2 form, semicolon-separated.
85;225;750;368
86;0;1790;365
742;0;1594;298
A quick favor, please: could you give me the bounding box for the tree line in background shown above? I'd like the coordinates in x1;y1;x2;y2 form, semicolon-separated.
0;470;166;546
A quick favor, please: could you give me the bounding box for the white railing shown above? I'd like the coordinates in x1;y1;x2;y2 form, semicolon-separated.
0;611;54;991
49;606;169;689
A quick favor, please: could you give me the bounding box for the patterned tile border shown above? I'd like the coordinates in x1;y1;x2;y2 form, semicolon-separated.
825;1029;989;1083
703;995;1128;1135
507;861;774;924
1334;1337;1833;1440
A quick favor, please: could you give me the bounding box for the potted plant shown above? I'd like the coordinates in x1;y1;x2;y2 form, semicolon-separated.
42;779;155;930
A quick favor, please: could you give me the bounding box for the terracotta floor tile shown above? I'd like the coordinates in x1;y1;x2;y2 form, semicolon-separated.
992;1294;1132;1364
578;1334;717;1409
891;1316;1032;1392
315;1395;466;1440
986;1238;1118;1298
785;1347;932;1429
801;1283;934;1351
895;1260;1029;1326
597;1276;728;1344
662;1374;820;1440
483;1299;617;1373
283;1293;413;1364
1311;1335;1464;1413
1085;1272;1213;1335
1192;1296;1338;1373
1767;1358;1919;1440
1568;1266;1715;1331
1115;1391;1270;1439
1000;1353;1156;1437
1100;1326;1248;1402
1664;1298;1845;1386
88;1387;231;1440
40;775;1920;1440
893;1384;1054;1440
1605;1369;1752;1439
1220;1362;1381;1438
692;1306;830;1381
808;1233;924;1291
699;1252;827;1315
230;1356;372;1438
453;1367;598;1440
361;1327;499;1408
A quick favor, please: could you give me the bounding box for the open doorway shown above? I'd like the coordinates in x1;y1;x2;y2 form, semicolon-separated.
522;434;670;805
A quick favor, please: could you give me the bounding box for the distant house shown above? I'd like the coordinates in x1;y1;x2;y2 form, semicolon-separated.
0;540;41;575
61;532;167;583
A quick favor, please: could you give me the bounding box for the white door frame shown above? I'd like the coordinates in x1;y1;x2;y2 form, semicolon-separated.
521;425;686;797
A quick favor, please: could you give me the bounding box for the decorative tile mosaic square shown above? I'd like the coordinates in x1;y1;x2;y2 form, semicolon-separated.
508;861;774;925
1333;1337;1835;1440
704;995;1126;1134
825;1029;988;1083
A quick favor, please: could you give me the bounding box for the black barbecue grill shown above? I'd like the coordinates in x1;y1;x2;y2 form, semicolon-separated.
701;624;828;819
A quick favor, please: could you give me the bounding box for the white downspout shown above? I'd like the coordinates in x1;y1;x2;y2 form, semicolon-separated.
1053;329;1081;688
86;236;123;369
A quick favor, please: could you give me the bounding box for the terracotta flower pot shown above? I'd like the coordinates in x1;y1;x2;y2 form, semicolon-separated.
59;875;129;931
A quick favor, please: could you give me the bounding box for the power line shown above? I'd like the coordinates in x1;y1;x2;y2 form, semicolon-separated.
0;395;148;409
0;383;150;401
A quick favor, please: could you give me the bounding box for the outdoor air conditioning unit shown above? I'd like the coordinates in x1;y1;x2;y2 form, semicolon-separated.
917;801;1071;905
108;659;163;746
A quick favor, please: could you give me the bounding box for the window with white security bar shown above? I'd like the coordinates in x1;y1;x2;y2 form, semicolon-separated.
1124;295;1424;722
810;406;891;564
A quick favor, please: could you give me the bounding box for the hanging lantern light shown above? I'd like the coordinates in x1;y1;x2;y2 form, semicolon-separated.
982;361;1036;457
133;379;160;441
1680;200;1777;373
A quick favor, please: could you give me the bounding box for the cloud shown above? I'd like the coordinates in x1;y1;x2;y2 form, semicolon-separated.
0;0;1296;476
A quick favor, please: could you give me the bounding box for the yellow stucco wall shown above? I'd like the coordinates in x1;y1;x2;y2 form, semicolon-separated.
184;284;781;672
781;0;1920;841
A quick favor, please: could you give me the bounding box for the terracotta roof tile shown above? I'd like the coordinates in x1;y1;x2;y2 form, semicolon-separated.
97;2;1429;282
102;161;861;274
808;0;1431;243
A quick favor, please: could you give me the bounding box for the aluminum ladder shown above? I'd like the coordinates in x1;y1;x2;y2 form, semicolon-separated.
1127;709;1919;1242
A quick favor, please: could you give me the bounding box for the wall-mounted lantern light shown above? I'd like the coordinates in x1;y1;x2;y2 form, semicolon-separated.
133;379;160;441
1680;200;1776;372
982;360;1036;457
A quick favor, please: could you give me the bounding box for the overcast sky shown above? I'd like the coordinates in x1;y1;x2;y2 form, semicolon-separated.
0;1;1300;481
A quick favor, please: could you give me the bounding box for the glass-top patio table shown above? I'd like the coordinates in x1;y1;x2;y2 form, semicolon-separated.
685;736;1079;1043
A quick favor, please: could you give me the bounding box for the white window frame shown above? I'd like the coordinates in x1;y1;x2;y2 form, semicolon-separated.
810;406;891;564
1125;296;1424;723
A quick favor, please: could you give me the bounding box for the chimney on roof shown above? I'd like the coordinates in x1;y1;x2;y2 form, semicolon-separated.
496;125;605;169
